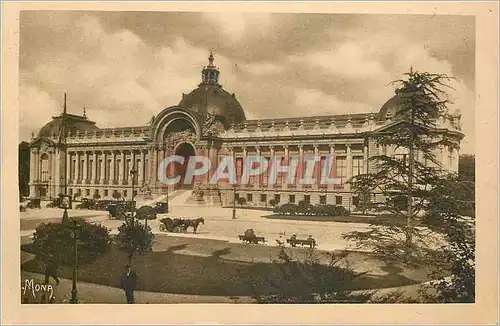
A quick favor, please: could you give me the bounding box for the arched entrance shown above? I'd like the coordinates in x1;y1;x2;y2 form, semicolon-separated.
174;142;196;189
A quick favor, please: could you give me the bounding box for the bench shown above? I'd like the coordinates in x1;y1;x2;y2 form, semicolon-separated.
238;235;266;244
286;238;317;249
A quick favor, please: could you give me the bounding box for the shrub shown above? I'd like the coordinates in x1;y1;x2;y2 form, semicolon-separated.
248;247;372;303
278;203;299;216
297;200;314;215
268;199;278;207
32;219;112;266
236;197;247;206
116;220;154;263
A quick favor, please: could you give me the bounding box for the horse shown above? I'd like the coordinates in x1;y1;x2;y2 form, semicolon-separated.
184;217;205;234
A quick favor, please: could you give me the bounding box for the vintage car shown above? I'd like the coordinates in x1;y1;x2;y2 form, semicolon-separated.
154;201;169;214
75;198;97;210
26;198;41;209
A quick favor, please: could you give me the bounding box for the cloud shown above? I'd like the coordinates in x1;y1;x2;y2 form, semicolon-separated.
19;12;475;154
294;42;388;79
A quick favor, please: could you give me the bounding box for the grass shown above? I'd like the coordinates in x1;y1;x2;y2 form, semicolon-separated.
21;235;431;298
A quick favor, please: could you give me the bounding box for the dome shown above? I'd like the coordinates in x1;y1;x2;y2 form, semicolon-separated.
178;52;246;126
38;113;99;138
179;84;246;125
378;91;437;121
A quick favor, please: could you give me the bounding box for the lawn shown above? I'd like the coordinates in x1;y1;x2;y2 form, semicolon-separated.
21;234;432;298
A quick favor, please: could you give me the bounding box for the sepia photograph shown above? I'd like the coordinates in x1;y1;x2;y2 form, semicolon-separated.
2;1;499;325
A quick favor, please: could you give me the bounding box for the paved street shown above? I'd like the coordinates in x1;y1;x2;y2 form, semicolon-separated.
21;198;370;251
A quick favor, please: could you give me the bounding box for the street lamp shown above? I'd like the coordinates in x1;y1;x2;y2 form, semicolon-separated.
130;165;137;224
232;184;237;219
69;219;81;304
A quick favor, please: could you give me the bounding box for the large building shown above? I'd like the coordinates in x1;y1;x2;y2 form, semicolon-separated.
28;53;464;209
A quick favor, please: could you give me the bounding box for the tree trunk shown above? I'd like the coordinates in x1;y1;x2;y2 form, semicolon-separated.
405;106;415;262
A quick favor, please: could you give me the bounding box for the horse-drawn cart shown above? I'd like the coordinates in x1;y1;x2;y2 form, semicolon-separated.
159;217;205;233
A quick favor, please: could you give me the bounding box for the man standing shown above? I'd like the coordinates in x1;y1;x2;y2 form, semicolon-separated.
120;265;138;304
44;253;60;285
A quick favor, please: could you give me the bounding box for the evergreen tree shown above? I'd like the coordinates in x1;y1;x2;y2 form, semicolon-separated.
344;69;457;263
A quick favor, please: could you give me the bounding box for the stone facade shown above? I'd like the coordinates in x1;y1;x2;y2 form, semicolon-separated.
28;54;464;209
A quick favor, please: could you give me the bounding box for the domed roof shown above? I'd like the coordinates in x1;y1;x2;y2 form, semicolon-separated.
178;53;246;126
179;84;246;125
378;91;437;121
38;113;99;138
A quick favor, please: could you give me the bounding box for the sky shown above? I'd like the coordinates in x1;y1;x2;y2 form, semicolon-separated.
19;11;475;153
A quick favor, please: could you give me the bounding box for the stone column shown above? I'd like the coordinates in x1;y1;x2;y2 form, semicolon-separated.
66;152;71;183
119;151;125;182
141;150;146;184
75;152;80;181
29;149;36;197
255;145;261;188
328;145;335;191
268;145;275;189
92;152;98;184
83;152;88;182
283;145;289;190
110;151;115;182
100;152;106;182
363;144;369;174
297;145;304;188
313;144;319;188
346;144;352;183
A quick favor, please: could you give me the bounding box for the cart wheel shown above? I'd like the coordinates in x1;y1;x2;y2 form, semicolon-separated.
173;226;181;233
159;224;166;232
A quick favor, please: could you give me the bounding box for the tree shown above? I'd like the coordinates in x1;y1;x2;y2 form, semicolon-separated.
116;220;154;264
112;190;122;200
32;218;112;266
458;154;475;182
135;205;158;228
268;198;278;207
344;69;457;263
92;191;101;201
237;197;247;207
421;174;475;302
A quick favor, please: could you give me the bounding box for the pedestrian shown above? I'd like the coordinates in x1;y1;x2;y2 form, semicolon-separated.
44;253;60;285
120;264;138;304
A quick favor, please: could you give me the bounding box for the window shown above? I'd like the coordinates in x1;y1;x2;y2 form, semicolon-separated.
335;196;342;205
320;195;327;205
352;196;359;206
352;156;364;177
260;194;267;202
115;160;121;180
246;193;253;202
123;190;128;198
274;194;280;203
85;189;90;196
304;195;310;203
335;157;347;183
97;159;102;181
235;193;240;201
133;190;137;197
289;194;295;203
79;159;84;180
69;188;73;196
106;159;111;180
72;159;76;180
104;189;108;197
88;160;93;180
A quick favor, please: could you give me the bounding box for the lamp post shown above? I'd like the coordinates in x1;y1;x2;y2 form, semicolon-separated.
130;165;137;224
69;219;80;304
232;184;237;219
